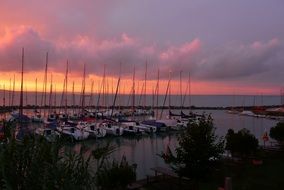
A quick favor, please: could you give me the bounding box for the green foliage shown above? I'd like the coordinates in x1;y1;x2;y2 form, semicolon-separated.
92;142;116;170
0;125;136;190
0;136;95;190
225;128;259;158
161;115;224;180
270;122;284;143
96;156;136;190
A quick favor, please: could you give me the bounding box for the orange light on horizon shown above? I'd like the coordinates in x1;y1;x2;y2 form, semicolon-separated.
0;71;281;96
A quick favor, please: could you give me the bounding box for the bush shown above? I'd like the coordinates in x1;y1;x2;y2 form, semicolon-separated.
0;136;95;190
270;122;284;144
225;128;259;158
0;128;137;190
96;156;136;190
161;115;224;180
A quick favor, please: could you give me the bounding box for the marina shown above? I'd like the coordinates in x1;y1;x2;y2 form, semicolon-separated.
1;1;284;189
1;108;279;179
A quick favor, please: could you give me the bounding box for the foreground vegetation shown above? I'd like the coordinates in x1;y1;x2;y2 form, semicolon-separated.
199;150;284;190
0;122;136;190
1;118;284;190
157;117;284;190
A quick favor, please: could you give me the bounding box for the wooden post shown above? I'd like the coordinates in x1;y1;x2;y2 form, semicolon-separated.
225;177;232;190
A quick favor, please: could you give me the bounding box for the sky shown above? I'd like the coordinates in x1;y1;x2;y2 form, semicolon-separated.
0;0;284;95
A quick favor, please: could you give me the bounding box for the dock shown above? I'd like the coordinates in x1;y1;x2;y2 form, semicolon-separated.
127;167;191;190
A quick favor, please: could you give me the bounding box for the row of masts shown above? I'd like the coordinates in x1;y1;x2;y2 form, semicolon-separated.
1;49;192;118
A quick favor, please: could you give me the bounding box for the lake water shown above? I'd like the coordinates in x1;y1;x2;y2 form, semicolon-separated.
65;109;278;179
1;92;281;179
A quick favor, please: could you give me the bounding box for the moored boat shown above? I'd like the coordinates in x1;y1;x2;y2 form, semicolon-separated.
35;127;60;142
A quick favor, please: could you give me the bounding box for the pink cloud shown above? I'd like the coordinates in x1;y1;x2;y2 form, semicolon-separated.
0;26;201;79
1;26;284;95
159;39;201;61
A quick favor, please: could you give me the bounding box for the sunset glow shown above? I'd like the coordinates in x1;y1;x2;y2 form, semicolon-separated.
1;1;284;95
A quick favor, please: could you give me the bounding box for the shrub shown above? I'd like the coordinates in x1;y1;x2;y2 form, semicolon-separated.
96;156;136;190
161;115;224;180
270;122;284;144
0;136;95;190
225;128;259;158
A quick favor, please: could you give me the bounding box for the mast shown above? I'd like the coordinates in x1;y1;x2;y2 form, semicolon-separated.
188;72;191;111
60;61;68;114
96;76;104;111
132;64;136;118
3;84;6;107
168;72;172;112
180;71;182;111
137;81;140;106
53;84;56;112
89;80;94;108
182;72;191;111
35;78;38;110
138;82;145;106
102;64;106;109
64;61;69;114
11;75;15;107
106;77;109;109
118;78;121;110
25;86;28;106
123;82;126;107
41;52;48;117
168;71;172;117
111;63;121;117
281;88;284;107
111;77;114;105
152;87;155;110
81;64;86;114
19;48;24;117
48;74;53;114
160;71;171;120
8;78;11;107
155;68;160;119
144;61;147;109
72;81;75;114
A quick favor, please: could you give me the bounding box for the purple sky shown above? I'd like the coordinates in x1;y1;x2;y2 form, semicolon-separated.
0;0;284;94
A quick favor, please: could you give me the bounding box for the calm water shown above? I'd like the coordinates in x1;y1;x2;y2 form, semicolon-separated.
66;109;278;179
1;92;281;179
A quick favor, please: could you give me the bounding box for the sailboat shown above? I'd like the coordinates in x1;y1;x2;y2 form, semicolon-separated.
13;48;32;141
34;127;60;142
57;121;89;141
9;48;30;124
76;121;106;138
38;52;56;124
167;71;191;128
140;68;165;132
156;71;179;131
118;64;148;135
58;61;69;121
99;63;124;136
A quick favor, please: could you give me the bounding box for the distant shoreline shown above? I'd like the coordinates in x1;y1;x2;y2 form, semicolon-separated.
1;104;283;113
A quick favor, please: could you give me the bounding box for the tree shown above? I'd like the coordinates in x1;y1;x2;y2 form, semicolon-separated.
270;122;284;145
161;115;224;180
225;128;259;158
